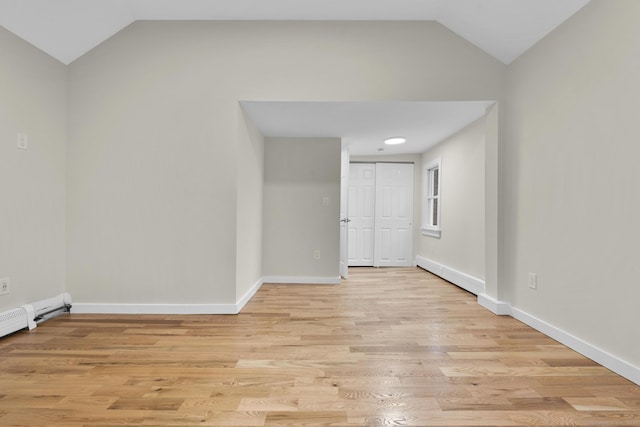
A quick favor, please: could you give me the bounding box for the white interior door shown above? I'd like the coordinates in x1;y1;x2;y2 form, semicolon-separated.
339;149;350;278
347;163;376;266
374;163;414;267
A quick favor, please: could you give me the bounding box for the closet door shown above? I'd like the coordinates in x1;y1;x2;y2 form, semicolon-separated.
348;162;414;267
374;163;414;267
347;163;376;266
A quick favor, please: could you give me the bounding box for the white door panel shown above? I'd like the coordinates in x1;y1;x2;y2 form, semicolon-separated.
348;162;414;268
396;228;410;262
374;163;414;267
362;228;374;261
348;163;376;266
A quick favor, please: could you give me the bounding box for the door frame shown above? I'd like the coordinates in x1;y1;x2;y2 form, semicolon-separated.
339;149;350;278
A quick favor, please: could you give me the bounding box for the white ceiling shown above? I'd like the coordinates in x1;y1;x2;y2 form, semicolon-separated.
0;0;590;156
242;101;494;156
0;0;590;65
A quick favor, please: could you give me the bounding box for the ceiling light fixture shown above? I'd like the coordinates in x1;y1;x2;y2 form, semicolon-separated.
384;137;406;145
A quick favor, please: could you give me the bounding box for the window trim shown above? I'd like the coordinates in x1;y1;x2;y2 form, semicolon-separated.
422;157;442;238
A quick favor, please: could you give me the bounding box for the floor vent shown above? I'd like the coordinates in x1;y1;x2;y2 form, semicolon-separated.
0;307;30;338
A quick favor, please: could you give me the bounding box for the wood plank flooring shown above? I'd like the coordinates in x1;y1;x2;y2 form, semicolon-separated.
1;267;639;426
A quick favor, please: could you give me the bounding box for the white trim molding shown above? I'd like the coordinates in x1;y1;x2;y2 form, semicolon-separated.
477;292;511;315
263;276;341;285
72;276;341;314
416;255;485;295
236;278;263;312
421;227;441;238
415;255;639;385
422;157;442;238
71;303;239;315
72;278;265;315
473;295;640;386
510;306;640;386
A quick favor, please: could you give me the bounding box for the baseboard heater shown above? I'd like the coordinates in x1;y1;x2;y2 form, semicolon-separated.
0;293;72;338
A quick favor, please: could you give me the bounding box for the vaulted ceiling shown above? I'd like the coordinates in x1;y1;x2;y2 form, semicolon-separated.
0;0;590;65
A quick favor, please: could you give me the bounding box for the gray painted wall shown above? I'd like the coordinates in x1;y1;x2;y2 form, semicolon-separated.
418;117;486;280
503;0;640;367
65;21;504;305
0;28;67;312
263;138;341;279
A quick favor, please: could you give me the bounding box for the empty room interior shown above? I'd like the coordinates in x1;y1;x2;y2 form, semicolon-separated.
1;0;640;425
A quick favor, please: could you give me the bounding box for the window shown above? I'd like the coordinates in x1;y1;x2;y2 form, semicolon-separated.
422;158;441;238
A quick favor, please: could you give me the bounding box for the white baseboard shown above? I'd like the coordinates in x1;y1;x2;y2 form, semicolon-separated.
475;294;640;386
263;276;341;285
71;275;341;315
509;306;640;385
236;278;263;312
72;278;265;315
477;292;511;315
415;256;442;276
71;303;239;315
415;255;485;295
414;258;640;385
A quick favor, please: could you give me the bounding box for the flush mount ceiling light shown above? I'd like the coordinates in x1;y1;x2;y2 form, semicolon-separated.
384;137;406;145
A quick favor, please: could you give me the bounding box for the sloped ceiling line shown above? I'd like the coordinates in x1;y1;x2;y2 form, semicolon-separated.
0;0;590;65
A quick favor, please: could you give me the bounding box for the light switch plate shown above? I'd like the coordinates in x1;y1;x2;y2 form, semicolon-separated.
17;133;28;150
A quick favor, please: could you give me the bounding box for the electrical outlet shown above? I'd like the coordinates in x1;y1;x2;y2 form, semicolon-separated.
528;272;537;290
313;250;321;260
0;278;10;295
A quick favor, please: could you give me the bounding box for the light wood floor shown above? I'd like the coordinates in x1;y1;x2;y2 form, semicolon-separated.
1;267;639;426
